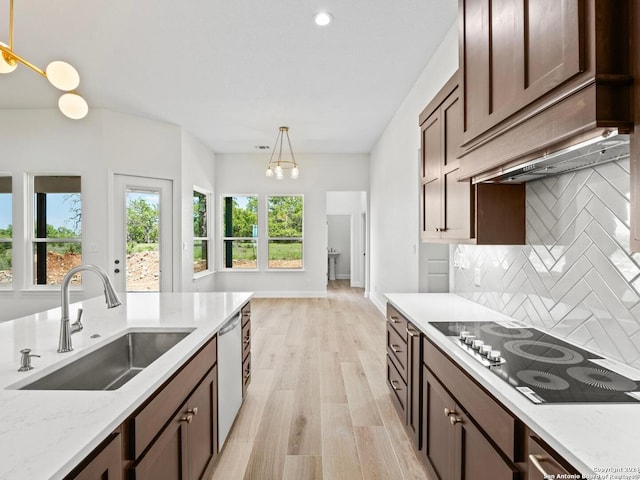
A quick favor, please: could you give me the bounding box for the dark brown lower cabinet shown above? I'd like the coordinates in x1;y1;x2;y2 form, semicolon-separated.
423;368;518;480
66;431;123;480
131;367;217;480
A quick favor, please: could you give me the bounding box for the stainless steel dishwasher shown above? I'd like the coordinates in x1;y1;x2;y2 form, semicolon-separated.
217;312;243;448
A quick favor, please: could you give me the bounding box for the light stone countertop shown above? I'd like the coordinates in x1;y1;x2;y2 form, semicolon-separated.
0;291;252;480
386;293;640;476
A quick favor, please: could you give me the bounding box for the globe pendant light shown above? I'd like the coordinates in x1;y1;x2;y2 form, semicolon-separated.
0;42;17;73
0;0;88;119
265;127;300;180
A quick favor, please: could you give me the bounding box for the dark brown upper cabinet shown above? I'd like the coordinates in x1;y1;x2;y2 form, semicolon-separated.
420;71;526;245
458;0;633;180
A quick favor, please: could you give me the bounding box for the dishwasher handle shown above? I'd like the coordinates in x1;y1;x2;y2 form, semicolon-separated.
219;313;242;336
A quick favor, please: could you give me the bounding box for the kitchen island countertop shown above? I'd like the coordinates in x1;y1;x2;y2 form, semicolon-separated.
386;292;640;476
0;291;252;480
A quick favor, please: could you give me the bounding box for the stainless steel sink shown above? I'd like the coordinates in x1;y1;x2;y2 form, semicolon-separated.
19;330;194;391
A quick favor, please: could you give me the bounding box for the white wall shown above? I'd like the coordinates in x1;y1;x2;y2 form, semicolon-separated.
368;21;458;311
327;191;367;288
0;109;215;322
214;154;369;296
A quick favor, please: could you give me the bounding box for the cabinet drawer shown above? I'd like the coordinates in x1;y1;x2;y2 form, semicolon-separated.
131;336;217;459
423;337;517;460
242;319;251;361
387;304;408;342
242;353;251;397
387;323;408;383
387;355;407;416
528;436;578;479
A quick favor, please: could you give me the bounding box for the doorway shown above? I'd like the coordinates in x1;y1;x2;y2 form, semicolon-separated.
326;191;367;291
113;174;173;292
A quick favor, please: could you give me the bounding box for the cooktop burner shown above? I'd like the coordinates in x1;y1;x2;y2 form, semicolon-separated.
566;366;638;392
503;339;584;364
431;321;640;404
516;370;570;391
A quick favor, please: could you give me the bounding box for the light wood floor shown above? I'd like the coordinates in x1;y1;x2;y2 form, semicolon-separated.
210;280;429;480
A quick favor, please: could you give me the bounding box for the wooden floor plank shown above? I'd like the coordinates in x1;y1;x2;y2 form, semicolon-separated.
321;403;364;480
287;355;322;455
282;455;323;480
319;351;348;403
210;441;253;480
354;426;404;480
342;360;384;426
243;389;294;480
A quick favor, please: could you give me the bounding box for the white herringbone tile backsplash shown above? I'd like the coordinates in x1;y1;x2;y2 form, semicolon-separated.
453;158;640;368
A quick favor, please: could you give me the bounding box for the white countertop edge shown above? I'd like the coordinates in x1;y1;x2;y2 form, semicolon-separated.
385;293;640;475
0;291;253;480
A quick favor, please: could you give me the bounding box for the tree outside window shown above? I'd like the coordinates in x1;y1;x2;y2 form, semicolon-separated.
0;177;11;286
32;176;82;286
222;195;258;269
267;195;303;269
193;189;210;274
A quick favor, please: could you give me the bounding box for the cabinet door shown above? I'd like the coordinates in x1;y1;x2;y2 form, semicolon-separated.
461;0;583;143
440;91;472;241
421;110;443;241
71;432;122;480
453;410;519;480
131;412;189;480
423;369;456;480
188;368;218;480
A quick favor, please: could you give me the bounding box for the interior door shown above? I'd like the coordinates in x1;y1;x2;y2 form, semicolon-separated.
113;174;173;292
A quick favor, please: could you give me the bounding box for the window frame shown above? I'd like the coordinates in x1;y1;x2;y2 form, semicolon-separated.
220;194;259;271
266;194;304;271
0;175;12;289
192;186;212;278
29;174;82;288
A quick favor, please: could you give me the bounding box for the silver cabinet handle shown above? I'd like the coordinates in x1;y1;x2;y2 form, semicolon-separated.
529;454;551;476
406;327;419;337
449;416;462;426
444;407;456;417
388;316;399;323
180;414;193;424
186;407;198;416
390;344;402;353
390;380;403;391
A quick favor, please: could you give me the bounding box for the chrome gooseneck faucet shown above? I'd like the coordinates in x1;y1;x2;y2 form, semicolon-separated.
58;264;122;353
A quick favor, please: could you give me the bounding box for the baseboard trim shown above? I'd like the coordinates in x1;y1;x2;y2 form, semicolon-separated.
369;292;386;314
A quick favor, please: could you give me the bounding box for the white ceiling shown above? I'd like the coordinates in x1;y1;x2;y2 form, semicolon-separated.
0;0;457;153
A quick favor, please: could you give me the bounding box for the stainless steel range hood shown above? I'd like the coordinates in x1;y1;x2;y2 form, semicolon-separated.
475;130;630;184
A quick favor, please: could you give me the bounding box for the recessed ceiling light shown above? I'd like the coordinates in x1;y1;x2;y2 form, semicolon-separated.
314;11;333;27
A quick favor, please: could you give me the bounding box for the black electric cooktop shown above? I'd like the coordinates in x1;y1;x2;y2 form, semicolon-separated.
431;321;640;404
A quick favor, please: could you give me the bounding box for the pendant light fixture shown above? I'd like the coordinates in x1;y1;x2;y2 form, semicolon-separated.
265;126;299;180
0;0;88;119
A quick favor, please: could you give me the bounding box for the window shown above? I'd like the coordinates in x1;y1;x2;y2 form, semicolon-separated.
193;189;210;274
0;177;11;286
267;195;303;269
32;176;82;286
222;195;258;269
